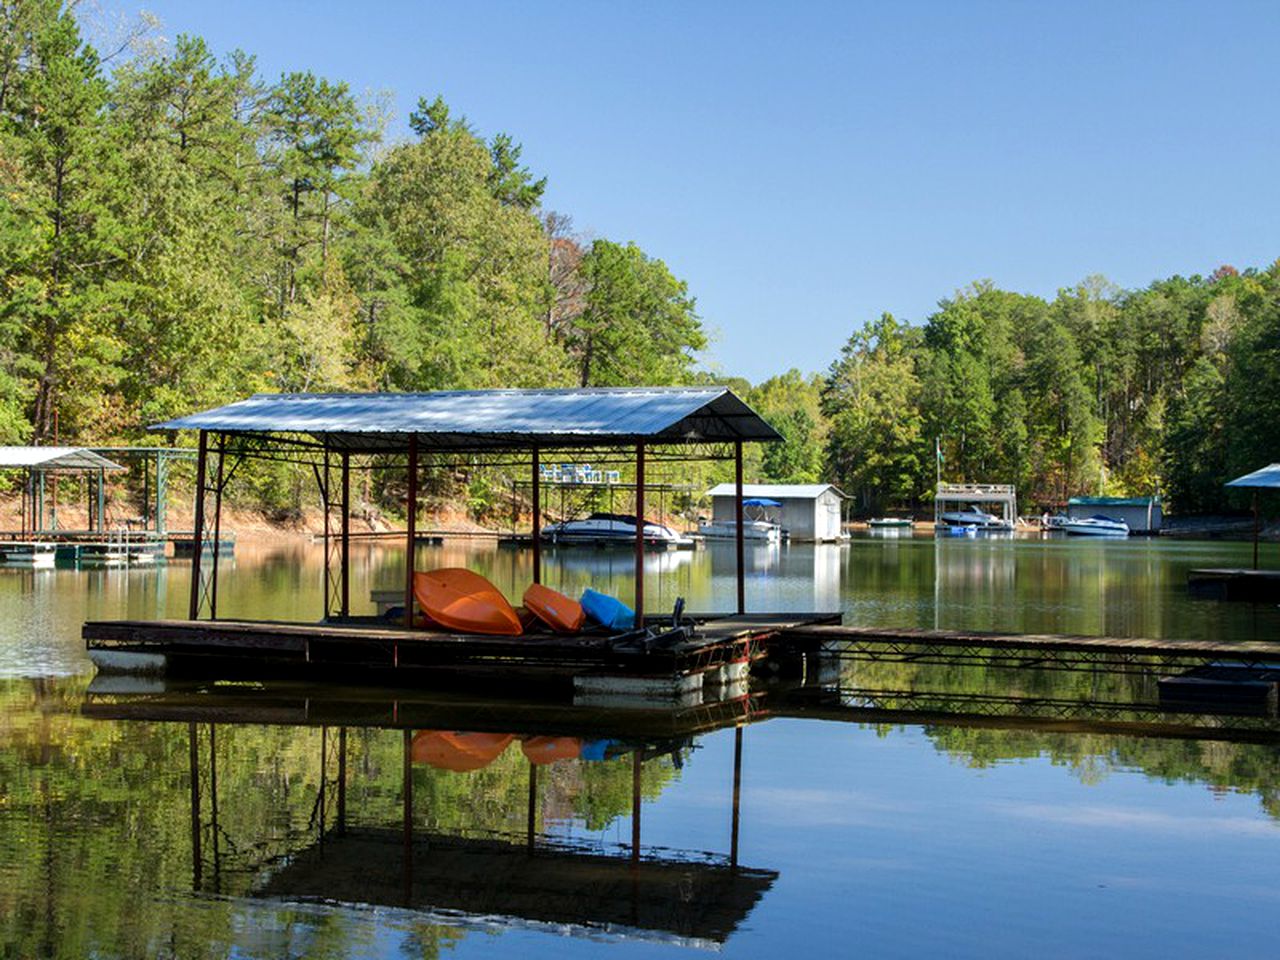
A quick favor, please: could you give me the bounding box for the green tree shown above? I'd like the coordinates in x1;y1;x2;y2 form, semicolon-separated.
823;313;925;513
570;239;705;387
749;369;827;483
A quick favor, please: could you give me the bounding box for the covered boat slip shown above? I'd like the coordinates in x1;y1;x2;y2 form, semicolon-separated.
84;387;843;688
83;612;838;695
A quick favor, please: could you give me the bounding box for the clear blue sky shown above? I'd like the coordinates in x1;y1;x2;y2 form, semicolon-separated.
112;0;1280;382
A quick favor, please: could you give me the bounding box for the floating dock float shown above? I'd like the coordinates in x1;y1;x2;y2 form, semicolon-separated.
0;541;57;567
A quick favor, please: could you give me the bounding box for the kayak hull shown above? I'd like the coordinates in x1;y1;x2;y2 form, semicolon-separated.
523;583;586;633
413;568;523;636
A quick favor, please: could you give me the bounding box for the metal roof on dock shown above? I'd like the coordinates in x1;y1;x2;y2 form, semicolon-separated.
152;387;781;451
0;446;125;471
1226;463;1280;489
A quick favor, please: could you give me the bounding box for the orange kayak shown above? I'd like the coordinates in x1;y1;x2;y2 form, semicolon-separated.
521;736;581;765
412;568;523;636
412;731;514;772
522;583;586;633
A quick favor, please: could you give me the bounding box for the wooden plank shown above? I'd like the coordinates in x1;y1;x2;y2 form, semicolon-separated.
781;624;1280;660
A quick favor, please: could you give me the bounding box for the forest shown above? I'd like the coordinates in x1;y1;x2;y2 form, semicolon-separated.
2;1;1277;517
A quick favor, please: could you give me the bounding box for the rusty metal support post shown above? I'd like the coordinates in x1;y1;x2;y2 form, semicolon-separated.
321;448;331;618
735;440;745;615
188;431;208;621
631;748;642;863
404;437;418;628
635;444;645;627
730;724;743;872
532;446;542;584
210;434;225;620
341;451;350;617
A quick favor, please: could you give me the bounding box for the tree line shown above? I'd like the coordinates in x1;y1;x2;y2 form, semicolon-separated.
3;2;1276;517
0;2;704;450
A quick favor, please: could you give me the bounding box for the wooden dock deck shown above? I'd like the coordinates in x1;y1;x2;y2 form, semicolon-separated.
1187;567;1280;602
774;624;1280;672
83;612;841;695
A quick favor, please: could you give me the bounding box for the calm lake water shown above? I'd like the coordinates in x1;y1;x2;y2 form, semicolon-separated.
3;533;1280;957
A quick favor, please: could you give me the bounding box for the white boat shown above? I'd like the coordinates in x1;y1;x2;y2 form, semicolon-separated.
697;519;783;542
1063;515;1130;537
868;517;913;529
0;541;56;568
1042;514;1070;531
542;513;694;548
937;505;1012;530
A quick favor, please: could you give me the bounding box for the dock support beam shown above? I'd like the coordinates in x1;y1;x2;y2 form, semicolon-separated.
209;434;225;620
188;431;208;621
735;440;745;615
635;443;645;627
341;451;350;617
404;436;418;629
531;446;541;585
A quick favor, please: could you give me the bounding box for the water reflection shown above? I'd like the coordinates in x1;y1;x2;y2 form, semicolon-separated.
84;681;768;950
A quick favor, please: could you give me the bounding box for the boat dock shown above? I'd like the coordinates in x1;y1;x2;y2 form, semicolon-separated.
83;612;841;699
1186;567;1280;602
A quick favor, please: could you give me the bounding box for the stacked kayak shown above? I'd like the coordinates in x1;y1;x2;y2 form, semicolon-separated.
413;569;524;636
412;567;635;637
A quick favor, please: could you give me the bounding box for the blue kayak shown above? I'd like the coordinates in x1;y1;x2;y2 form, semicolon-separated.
581;588;635;631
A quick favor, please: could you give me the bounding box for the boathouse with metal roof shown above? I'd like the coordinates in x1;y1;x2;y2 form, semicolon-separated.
82;387;849;693
705;483;847;542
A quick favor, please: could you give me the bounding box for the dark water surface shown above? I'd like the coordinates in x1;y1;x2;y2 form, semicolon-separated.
3;533;1280;957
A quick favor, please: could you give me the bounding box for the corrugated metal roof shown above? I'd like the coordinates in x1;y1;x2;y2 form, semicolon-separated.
1226;464;1280;489
0;447;125;471
1068;496;1161;507
151;388;781;452
706;483;845;500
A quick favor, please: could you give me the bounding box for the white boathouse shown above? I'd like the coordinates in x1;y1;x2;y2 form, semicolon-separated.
706;483;847;542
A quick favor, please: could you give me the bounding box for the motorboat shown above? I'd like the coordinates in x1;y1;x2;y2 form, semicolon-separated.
698;496;785;542
697;518;783;542
1042;514;1070;531
868;517;913;529
937;505;1012;530
541;512;694;548
1063;515;1130;537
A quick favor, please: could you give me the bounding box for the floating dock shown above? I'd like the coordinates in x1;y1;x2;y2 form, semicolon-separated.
1186;567;1280;602
83;612;841;699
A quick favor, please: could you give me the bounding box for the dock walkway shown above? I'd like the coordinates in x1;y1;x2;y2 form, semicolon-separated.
776;624;1280;672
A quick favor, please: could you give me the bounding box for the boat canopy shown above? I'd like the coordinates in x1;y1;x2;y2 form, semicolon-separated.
1226;464;1280;489
0;446;125;472
152;387;781;453
742;497;782;507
